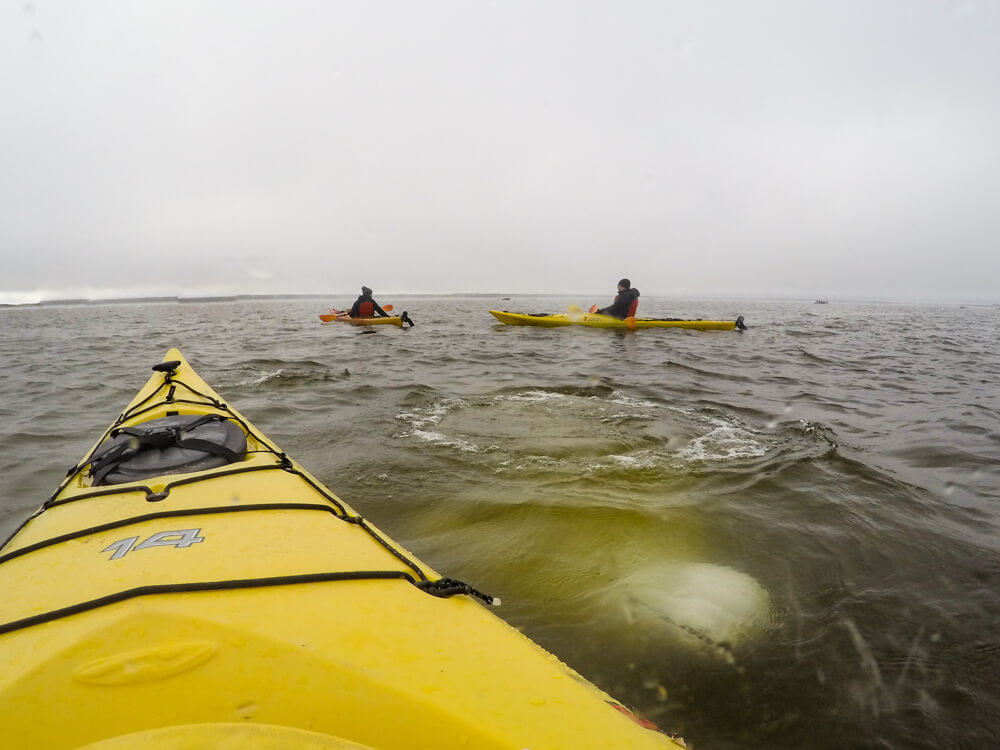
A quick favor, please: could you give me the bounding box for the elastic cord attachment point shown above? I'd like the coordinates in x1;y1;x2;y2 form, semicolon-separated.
416;577;498;606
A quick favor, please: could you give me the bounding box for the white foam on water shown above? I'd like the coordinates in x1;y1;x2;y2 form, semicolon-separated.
411;428;448;442
395;399;463;431
494;455;564;473
497;390;575;404
396;397;487;452
609;390;658;408
396;389;672;465
675;416;768;463
410;428;480;452
437;438;481;453
584;452;660;472
250;369;283;386
610;454;644;467
224;369;284;388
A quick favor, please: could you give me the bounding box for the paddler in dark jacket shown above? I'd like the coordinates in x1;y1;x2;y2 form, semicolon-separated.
596;278;640;319
349;286;390;318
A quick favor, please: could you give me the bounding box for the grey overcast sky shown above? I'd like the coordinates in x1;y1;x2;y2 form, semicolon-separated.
2;1;998;304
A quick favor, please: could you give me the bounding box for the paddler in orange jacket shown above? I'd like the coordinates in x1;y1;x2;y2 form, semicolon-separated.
349;286;390;318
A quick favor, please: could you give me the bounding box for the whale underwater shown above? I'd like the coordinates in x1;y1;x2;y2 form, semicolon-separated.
393;387;776;657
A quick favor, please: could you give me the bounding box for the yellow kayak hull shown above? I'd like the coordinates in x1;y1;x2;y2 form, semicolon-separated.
75;723;378;749
0;350;683;750
319;313;405;325
490;310;744;330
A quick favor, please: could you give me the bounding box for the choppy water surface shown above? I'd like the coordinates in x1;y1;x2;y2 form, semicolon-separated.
2;296;998;748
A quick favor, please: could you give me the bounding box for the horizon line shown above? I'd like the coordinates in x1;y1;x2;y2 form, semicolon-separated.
3;291;998;308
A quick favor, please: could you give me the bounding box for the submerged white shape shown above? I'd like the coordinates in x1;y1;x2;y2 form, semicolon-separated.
606;562;771;650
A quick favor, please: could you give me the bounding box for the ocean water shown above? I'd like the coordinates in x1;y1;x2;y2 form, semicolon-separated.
1;295;998;749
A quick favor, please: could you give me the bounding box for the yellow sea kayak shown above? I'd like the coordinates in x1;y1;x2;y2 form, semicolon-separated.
490;310;746;330
0;349;686;750
319;311;414;326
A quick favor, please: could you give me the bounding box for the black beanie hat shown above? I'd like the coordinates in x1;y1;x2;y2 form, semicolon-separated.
618;278;631;289
361;286;372;295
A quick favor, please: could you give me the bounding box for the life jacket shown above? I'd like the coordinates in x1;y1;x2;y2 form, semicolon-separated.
626;297;639;317
356;300;375;317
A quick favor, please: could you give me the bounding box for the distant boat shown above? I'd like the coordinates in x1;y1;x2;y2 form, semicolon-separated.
815;299;829;304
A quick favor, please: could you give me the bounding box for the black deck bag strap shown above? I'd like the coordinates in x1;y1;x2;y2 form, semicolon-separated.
86;414;248;486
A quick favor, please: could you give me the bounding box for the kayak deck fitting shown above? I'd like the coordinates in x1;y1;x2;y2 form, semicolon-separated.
0;349;685;750
489;309;746;330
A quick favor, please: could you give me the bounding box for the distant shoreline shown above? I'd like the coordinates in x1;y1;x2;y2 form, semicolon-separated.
2;293;332;308
2;292;997;308
5;292;530;308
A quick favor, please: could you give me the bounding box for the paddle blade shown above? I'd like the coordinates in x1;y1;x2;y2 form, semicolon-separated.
589;305;598;314
383;304;393;312
625;316;636;330
319;313;336;322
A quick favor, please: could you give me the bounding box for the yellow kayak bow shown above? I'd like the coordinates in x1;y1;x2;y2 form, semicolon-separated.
0;349;685;750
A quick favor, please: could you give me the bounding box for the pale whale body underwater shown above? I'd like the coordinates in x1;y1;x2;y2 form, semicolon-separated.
395;387;775;654
612;563;770;651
